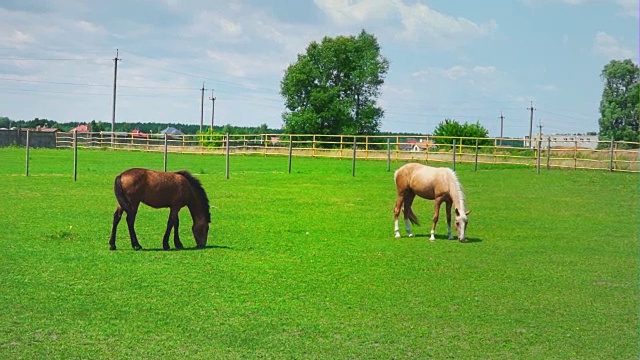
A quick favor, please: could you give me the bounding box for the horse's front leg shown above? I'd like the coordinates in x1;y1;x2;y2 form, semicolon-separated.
430;198;442;241
162;208;179;250
393;194;404;238
445;200;453;240
109;206;123;250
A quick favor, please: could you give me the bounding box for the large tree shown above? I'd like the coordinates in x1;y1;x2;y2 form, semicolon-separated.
433;118;490;146
280;30;389;135
598;59;640;144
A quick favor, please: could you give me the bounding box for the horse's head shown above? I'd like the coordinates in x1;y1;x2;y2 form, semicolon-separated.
455;208;471;242
192;219;209;248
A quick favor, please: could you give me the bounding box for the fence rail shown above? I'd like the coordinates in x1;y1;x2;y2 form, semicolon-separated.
50;132;640;173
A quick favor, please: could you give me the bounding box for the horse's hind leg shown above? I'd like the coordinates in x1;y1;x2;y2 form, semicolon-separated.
430;198;443;241
403;192;416;238
393;194;404;238
109;206;124;250
173;211;183;250
162;208;179;250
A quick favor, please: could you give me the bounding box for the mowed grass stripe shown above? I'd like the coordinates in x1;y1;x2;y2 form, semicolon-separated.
0;148;637;359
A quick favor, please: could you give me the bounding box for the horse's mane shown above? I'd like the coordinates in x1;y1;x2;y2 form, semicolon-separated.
446;168;466;212
176;170;211;222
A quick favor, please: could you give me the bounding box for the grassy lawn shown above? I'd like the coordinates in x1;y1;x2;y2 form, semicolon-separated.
0;148;638;359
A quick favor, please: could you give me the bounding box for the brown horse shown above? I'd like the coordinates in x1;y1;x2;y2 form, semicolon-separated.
393;163;470;241
109;168;211;250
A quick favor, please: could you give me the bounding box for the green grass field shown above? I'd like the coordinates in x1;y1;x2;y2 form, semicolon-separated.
0;148;638;359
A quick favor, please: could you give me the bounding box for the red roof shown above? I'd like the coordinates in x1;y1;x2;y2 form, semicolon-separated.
71;124;89;132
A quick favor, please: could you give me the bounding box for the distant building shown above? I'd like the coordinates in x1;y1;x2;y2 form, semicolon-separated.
400;138;438;152
160;127;184;136
530;133;599;149
71;124;89;133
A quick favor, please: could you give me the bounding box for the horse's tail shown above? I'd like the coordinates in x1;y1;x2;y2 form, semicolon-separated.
114;175;131;213
404;196;420;226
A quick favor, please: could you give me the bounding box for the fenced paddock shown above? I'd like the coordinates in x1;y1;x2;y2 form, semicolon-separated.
52;132;640;173
0;148;637;359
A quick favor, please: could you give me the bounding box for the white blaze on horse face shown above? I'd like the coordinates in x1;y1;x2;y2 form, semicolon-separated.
456;215;468;241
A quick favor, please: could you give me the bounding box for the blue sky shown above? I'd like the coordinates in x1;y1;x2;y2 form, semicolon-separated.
0;0;637;137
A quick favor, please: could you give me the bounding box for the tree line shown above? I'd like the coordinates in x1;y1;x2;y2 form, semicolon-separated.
0;117;282;135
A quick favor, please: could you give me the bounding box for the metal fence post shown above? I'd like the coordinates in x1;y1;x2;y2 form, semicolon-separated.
25;130;30;177
609;139;615;171
73;130;78;181
387;138;391;172
225;133;230;179
474;139;479;171
288;135;293;174
536;140;541;175
163;133;168;172
452;139;457;171
546;137;551;170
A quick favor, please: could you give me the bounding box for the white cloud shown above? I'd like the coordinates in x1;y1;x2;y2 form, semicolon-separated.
313;0;395;24
521;0;639;17
593;31;635;59
413;65;497;81
314;0;497;49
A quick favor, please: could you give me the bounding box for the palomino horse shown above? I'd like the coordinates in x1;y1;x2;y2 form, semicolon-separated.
393;163;470;241
109;168;211;250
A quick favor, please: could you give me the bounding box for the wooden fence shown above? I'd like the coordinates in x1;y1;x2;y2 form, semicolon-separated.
53;132;640;173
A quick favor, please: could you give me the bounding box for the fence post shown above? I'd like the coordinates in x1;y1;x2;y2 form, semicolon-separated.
264;134;268;157
474;139;479;171
574;139;578;169
312;135;316;158
546;137;551;170
162;133;168;172
352;136;357;177
225;133;230;179
25;130;30;177
73;130;78;181
452;139;457;171
365;135;369;159
536;140;542;175
288;135;293;174
609;139;615;171
387;138;391;172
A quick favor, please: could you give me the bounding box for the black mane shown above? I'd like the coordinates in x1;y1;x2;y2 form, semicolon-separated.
176;170;211;222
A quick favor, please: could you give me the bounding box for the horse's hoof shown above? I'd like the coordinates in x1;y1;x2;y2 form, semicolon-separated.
175;245;184;250
429;237;436;242
133;245;142;251
163;246;170;251
408;233;414;238
394;233;401;239
109;245;116;251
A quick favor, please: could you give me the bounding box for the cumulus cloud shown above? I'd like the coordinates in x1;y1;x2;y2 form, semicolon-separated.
593;31;635;59
314;0;497;49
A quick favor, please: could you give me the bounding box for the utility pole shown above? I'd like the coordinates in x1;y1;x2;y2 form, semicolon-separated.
111;49;120;144
499;111;505;145
200;82;205;133
209;89;216;130
527;101;536;148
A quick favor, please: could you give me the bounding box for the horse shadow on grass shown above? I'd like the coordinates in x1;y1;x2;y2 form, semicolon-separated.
411;234;483;243
139;244;234;252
